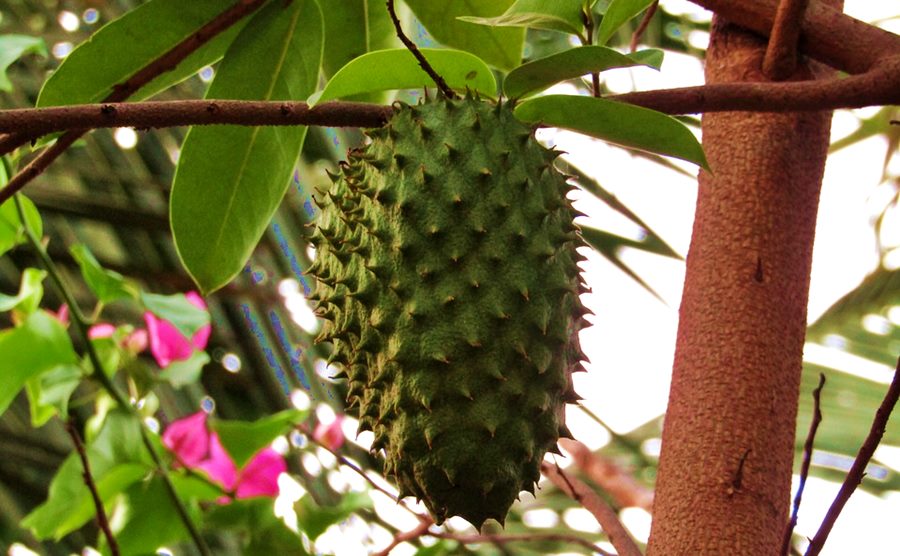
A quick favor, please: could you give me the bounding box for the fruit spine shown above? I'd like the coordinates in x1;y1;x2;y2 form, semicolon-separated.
308;94;588;528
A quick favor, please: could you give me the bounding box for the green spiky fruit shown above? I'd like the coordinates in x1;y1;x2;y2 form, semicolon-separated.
308;95;588;528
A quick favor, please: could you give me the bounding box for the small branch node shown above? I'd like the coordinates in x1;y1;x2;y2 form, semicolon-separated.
762;0;811;80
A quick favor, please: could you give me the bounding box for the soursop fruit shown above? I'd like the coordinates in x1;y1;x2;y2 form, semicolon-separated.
308;94;588;528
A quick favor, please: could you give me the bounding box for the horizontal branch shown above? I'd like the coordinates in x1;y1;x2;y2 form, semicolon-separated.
1;57;898;142
690;0;900;74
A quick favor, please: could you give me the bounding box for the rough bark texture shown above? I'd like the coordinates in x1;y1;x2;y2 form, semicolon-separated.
646;17;836;555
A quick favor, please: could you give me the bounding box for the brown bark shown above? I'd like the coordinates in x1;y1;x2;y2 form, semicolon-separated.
646;14;837;556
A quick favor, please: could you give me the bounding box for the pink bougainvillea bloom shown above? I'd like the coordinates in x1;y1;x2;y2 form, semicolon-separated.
235;448;286;499
313;415;345;451
53;304;69;327
162;411;284;501
124;328;148;353
88;323;116;339
145;291;211;368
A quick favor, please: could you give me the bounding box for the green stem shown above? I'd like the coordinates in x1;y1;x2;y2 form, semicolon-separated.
13;194;212;556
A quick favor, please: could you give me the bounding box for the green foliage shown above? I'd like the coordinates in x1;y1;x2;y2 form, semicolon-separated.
596;0;658;45
36;0;248;106
0;195;42;258
212;409;307;468
0;310;77;416
70;243;137;304
312;48;498;104
22;410;150;540
321;0;396;78
141;291;209;338
25;362;83;427
310;96;586;527
170;0;324;293
515;94;708;168
459;0;588;39
294;491;372;540
156;350;210;388
404;0;525;70
503;45;662;99
0;35;46;92
0;267;46;314
207;498;308;554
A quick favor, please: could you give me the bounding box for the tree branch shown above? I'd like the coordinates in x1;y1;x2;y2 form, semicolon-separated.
763;0;810;79
805;356;900;556
0;0;268;204
541;461;643;556
66;421;120;556
781;373;825;556
688;0;900;74
385;0;456;99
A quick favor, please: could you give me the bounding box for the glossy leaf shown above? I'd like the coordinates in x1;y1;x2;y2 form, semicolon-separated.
37;0;250;107
321;0;396;78
171;0;323;293
295;491;373;540
596;0;657;45
0;310;77;416
141;291;209;339
0;35;46;92
0;267;46;314
70;243;137;303
313;48;497;105
504;45;662;99
25;363;83;427
110;476;197;555
207;498;308;554
157;350;210;388
22;410;149;539
0;194;42;257
514;95;708;168
405;0;524;70
212;409;307;468
459;0;586;38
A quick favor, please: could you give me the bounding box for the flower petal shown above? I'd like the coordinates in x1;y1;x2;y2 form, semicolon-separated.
88;323;116;339
313;415;345;451
162;412;210;467
196;433;238;491
145;311;194;368
235;448;286;498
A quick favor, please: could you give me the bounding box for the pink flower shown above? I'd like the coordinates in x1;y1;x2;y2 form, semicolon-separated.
314;415;345;451
162;411;284;500
88;323;116;339
52;304;69;327
124;329;148;353
145;291;211;368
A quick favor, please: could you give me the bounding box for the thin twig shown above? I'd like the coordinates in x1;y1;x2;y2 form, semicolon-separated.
582;8;601;97
763;0;810;80
781;373;825;556
385;0;456;99
374;518;432;556
65;420;120;556
630;1;659;53
13;195;212;556
541;461;643;556
0;0;268;204
805;356;900;556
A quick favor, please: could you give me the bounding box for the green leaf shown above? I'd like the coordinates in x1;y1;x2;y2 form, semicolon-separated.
295;491;372;540
109;476;198;556
312;48;497;105
405;0;524;70
459;0;586;38
207;498;308;554
141;291;209;339
37;0;250;107
321;0;396;78
157;350;210;387
504;45;661;99
25;363;83;427
0;35;46;92
212;409;307;468
70;243;137;304
0;194;42;258
514;95;708;168
0;267;46;314
0;310;77;416
596;0;656;45
22;410;150;540
171;0;324;294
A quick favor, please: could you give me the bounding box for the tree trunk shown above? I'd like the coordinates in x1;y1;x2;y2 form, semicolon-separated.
646;16;837;555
